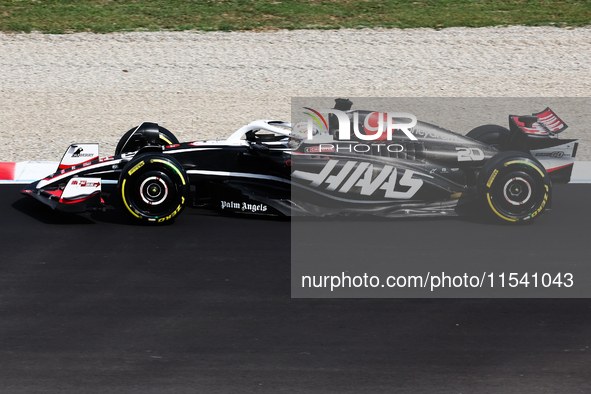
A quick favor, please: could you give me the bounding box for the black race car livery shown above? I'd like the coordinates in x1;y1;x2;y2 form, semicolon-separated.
22;100;578;224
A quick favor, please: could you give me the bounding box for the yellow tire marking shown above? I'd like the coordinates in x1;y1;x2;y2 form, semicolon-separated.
121;179;141;219
128;160;145;176
160;135;172;145
487;193;517;222
504;160;545;178
529;193;548;218
150;159;186;186
486;169;499;188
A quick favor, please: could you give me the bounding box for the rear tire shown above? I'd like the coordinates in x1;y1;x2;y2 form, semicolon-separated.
478;151;551;223
115;124;179;155
467;125;511;151
119;153;189;223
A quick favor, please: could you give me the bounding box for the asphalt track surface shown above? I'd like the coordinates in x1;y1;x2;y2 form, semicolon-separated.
2;184;591;393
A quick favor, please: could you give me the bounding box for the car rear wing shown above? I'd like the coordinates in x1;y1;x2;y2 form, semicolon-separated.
505;108;578;184
510;108;568;136
506;108;575;151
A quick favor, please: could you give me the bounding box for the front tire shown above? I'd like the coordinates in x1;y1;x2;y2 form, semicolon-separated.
119;153;189;223
479;151;551;223
115;124;179;155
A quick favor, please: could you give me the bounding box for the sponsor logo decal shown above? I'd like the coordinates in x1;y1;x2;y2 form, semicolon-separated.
241;202;268;212
71;147;94;158
486;169;499;188
157;201;184;222
306;145;336;153
292;159;430;199
128;161;145;176
71;179;101;187
221;201;268;213
221;201;240;210
411;127;462;142
535;151;565;158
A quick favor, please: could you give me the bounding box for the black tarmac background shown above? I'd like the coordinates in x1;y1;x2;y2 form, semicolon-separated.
1;184;591;393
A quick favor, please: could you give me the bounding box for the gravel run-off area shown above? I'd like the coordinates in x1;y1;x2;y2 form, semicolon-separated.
1;26;591;162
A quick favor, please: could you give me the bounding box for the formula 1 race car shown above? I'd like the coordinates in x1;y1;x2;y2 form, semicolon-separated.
21;100;578;224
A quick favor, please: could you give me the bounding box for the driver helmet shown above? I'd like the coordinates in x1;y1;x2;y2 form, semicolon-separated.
292;121;327;139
